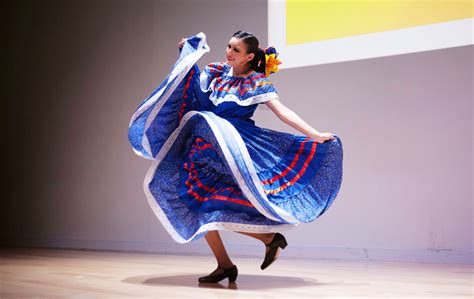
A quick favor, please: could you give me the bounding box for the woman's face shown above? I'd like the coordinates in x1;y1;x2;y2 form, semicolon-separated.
225;37;255;68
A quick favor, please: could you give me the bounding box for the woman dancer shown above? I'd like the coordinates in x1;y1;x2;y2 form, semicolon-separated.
128;30;343;284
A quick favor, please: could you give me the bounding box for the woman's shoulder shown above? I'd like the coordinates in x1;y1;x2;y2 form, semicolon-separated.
200;62;230;93
198;62;230;86
251;73;278;93
204;62;231;75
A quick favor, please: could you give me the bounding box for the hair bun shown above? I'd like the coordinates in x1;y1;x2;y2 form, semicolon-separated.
256;48;265;67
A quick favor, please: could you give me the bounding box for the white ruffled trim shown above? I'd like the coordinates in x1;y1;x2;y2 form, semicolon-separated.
199;71;213;92
209;91;279;106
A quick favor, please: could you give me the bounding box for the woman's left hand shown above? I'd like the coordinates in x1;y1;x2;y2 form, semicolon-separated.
309;132;336;143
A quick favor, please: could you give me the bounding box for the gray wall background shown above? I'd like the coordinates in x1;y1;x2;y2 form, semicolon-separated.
3;0;472;264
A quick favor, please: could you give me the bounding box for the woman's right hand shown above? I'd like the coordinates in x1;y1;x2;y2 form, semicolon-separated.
178;38;186;49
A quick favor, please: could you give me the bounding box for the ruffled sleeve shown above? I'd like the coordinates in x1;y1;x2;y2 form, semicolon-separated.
252;76;279;104
199;62;231;92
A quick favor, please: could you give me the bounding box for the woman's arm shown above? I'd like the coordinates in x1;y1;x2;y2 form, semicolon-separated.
264;98;335;142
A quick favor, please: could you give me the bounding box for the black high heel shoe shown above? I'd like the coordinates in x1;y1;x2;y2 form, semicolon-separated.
198;264;238;283
260;233;288;270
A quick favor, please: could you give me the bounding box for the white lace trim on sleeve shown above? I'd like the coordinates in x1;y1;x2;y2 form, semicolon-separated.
199;71;212;92
209;92;279;106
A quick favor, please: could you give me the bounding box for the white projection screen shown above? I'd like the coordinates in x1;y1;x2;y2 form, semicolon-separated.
268;0;473;69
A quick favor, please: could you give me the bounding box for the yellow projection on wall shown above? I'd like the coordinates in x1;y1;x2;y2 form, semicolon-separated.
268;0;473;68
286;0;473;45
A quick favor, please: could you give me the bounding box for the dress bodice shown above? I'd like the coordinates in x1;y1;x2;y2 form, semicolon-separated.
199;62;279;122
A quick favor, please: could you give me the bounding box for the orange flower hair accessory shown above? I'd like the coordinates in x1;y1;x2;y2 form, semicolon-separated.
264;46;282;77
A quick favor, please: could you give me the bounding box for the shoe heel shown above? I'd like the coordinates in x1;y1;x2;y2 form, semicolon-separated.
280;238;288;249
228;270;238;282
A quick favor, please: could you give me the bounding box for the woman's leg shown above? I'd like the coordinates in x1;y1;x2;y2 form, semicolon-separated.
204;230;234;268
203;230;279;272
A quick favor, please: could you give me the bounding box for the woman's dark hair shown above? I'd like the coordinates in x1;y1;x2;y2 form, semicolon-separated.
232;30;266;74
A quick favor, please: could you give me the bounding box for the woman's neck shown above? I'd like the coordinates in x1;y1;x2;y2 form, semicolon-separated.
232;64;253;77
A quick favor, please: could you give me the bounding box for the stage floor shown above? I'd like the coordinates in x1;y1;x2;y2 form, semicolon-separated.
0;247;472;298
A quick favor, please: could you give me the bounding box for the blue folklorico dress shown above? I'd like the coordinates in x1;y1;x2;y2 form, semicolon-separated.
128;32;343;243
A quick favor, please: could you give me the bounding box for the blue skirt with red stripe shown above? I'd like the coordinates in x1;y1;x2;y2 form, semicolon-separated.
128;32;343;243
